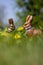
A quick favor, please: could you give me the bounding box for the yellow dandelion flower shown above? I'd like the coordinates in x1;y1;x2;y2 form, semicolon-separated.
14;34;21;39
17;26;24;31
1;32;9;37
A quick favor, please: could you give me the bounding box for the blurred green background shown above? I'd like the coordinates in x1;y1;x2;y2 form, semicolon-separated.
0;33;43;65
0;0;43;65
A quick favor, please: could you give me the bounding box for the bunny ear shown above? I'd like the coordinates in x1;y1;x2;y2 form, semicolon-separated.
8;18;14;24
27;15;33;23
26;15;30;21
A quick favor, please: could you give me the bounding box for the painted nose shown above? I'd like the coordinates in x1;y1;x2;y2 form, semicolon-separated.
10;24;13;27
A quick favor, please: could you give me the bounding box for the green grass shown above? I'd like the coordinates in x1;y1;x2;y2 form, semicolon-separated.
0;30;43;65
